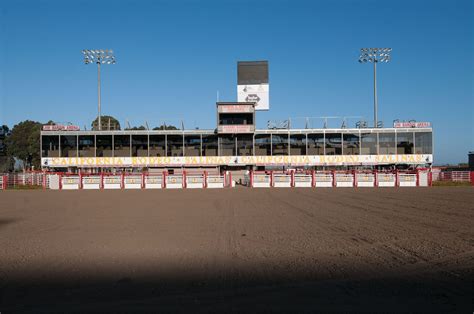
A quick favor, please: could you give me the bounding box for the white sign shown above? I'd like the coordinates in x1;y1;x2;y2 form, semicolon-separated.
237;84;269;111
393;122;431;128
43;125;80;131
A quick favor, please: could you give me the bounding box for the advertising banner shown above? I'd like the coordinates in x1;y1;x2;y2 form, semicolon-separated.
237;61;269;111
237;84;269;110
42;154;433;168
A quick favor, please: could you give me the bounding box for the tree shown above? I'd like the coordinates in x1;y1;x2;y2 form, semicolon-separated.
6;120;42;170
91;115;121;130
0;125;14;172
124;126;147;130
152;124;178;130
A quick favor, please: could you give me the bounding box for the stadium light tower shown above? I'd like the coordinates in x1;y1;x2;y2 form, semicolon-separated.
359;48;391;128
82;49;116;131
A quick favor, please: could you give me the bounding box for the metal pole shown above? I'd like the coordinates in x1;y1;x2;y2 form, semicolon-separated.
98;61;101;131
373;61;377;128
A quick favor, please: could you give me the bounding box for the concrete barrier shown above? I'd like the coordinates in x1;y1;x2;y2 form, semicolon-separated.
82;176;101;189
166;175;183;189
103;175;122;189
273;174;292;187
253;174;271;188
186;175;204;189
315;173;333;187
124;175;142;189
207;175;225;188
1;175;8;190
356;173;375;187
399;174;417;187
377;173;396;187
335;173;354;187
61;176;80;190
294;174;312;187
145;175;162;189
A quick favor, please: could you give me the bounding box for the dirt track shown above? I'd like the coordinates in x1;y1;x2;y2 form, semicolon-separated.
0;187;473;312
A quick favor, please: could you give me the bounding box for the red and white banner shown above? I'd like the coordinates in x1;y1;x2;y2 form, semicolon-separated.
393;122;431;128
43;125;80;131
218;104;254;113
218;125;254;133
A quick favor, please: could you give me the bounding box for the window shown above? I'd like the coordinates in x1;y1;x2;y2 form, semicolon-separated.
237;135;253;156
96;135;113;157
149;135;165;157
219;135;235;156
379;132;395;154
42;135;60;157
325;133;342;155
202;135;218;156
219;113;253;125
360;133;377;155
255;134;271;156
114;135;130;157
271;134;288;155
290;134;306;155
167;135;184;157
307;133;324;155
132;135;148;157
397;132;414;154
414;132;432;154
78;135;95;157
60;135;77;157
342;133;360;155
184;135;201;156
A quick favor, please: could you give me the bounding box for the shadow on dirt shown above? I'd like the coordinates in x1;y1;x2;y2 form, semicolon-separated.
1;269;471;313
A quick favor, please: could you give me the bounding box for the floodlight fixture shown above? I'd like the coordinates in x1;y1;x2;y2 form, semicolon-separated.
82;49;116;130
358;47;392;128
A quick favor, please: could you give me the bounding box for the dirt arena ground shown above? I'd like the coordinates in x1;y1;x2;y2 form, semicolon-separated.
0;187;472;313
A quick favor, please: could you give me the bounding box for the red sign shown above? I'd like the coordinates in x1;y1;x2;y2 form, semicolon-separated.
393;122;431;128
219;125;254;133
219;105;254;113
43;125;80;131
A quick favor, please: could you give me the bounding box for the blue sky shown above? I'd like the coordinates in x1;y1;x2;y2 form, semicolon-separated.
0;0;472;164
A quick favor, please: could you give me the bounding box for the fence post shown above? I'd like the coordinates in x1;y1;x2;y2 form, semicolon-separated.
416;170;420;187
59;174;63;190
290;170;295;187
470;171;474;186
395;170;400;187
141;173;145;189
374;170;378;187
42;172;46;190
79;172;83;189
203;171;207;188
332;171;336;187
162;171;167;189
100;173;104;190
182;170;187;188
121;173;125;189
249;170;254;187
228;171;232;188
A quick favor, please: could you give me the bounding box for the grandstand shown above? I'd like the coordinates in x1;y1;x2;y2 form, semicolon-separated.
40;103;433;173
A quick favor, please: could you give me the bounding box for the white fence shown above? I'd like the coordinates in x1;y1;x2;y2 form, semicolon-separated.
47;172;230;190
2;169;449;191
245;170;433;188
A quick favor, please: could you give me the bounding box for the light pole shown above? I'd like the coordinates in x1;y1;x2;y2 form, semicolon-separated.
359;48;391;128
82;49;116;131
